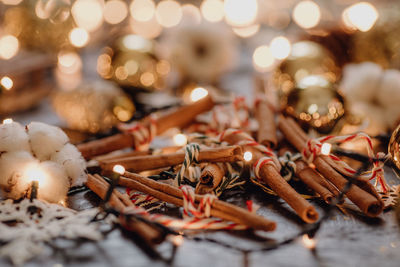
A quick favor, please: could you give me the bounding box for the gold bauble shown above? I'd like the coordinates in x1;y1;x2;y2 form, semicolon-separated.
52;80;135;134
389;124;400;178
3;1;73;52
274;41;340;97
97;34;169;92
352;6;400;69
284;75;345;133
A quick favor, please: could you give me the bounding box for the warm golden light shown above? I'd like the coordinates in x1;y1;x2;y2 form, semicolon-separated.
69;28;89;48
232;24;260;38
270;36;291;60
200;0;224;22
113;164;125;175
224;0;258;27
173;133;188;146
156;60;170;75
172;235;184;246
2;0;22;5
130;0;155;22
57;51;82;74
155;0;182;28
342;2;378;32
104;0;128;24
2;118;13;124
0;35;19;60
190;87;208;102
1;76;13;90
140;72;155;86
71;0;104;32
244;151;253;162
321;143;332;156
122;34;153;52
292;1;321;29
182;4;202;24
253;45;275;72
24;164;47;187
130;16;163;39
302;234;316;250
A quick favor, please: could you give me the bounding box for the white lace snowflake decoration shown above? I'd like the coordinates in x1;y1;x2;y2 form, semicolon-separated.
0;199;112;265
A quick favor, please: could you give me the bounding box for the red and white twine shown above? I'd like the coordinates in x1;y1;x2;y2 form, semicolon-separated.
118;115;157;150
302;132;388;192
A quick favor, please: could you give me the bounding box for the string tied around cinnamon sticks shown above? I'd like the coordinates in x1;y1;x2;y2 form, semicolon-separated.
117;115;157;150
180;185;216;218
278;151;302;181
175;143;201;186
302;133;388;192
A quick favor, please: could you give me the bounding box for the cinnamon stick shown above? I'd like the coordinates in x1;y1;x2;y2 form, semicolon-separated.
255;100;277;148
120;172;276;231
100;146;243;172
78;95;215;159
195;163;226;194
221;131;318;223
278;115;383;217
86;174;164;244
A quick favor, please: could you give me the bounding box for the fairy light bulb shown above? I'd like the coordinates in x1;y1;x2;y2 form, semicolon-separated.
24;164;47;187
270;36;291;60
321;143;332;156
69;28;89;48
200;0;224;22
0;35;19;60
253;45;275;72
342;2;378;32
302;234;316;250
244;151;253;162
224;0;258;27
190;87;208;102
71;0;104;32
173;133;187;146
113;164;125;175
155;0;182;28
57;51;82;74
232;24;260;38
292;1;321;29
104;0;128;24
130;0;155;22
2;118;13;124
1;76;13;90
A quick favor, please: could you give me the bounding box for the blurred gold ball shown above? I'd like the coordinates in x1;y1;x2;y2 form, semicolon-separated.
389;123;400;178
274;41;340;97
97;34;169;92
284;75;345;133
52;80;135;134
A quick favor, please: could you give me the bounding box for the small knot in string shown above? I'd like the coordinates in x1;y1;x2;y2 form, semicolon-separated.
118;115;157;150
180;185;216;218
175;144;201;186
302;132;389;193
279;152;302;181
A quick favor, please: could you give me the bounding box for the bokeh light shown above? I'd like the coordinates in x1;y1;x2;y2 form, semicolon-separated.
269;36;291;60
69;28;89;47
71;0;104;32
155;0;182;28
0;35;19;60
130;16;163;39
0;76;13;90
292;1;321;29
104;0;128;24
253;45;275;72
130;0;155;22
190;87;209;102
173;133;188;146
342;2;378;32
200;0;224;22
181;4;202;25
224;0;258;27
57;51;82;74
2;0;22;5
232;24;260;38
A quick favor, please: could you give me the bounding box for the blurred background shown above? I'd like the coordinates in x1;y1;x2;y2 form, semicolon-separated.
0;0;399;141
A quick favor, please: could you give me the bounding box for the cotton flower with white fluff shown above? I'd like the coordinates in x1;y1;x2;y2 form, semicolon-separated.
340;62;400;134
0;121;86;203
161;22;238;83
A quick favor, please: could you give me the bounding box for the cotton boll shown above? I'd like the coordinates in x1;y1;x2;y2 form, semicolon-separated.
36;161;69;203
0;122;30;153
340;62;382;103
51;144;87;186
349;102;387;135
376;69;400;107
0;151;38;199
26;122;69;161
384;106;400;130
